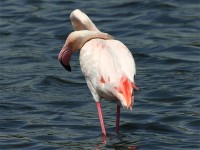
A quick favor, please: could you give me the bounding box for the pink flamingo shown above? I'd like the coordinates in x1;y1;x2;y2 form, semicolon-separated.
58;9;138;136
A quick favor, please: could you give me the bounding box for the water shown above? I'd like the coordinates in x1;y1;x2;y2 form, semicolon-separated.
0;0;200;149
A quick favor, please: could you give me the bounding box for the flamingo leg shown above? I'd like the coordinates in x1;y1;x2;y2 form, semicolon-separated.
115;105;120;133
96;102;106;136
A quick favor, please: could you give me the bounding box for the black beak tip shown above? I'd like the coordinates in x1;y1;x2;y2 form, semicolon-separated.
64;65;71;72
59;61;71;72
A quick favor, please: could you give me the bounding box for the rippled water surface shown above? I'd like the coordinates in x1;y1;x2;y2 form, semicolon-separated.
0;0;200;149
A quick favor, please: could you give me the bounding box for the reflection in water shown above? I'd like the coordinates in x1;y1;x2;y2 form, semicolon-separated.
94;133;138;149
101;134;107;144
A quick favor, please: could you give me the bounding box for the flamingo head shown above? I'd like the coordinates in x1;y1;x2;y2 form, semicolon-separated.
58;43;72;72
58;31;113;72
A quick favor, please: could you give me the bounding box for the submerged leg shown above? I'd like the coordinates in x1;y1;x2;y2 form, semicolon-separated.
116;105;120;133
96;102;106;136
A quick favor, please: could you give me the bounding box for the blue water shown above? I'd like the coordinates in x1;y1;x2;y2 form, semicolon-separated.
0;0;200;149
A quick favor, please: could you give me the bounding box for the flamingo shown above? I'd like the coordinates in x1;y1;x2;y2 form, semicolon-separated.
58;9;138;136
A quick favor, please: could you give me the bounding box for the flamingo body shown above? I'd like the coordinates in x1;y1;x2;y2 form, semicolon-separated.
80;39;136;108
58;9;138;137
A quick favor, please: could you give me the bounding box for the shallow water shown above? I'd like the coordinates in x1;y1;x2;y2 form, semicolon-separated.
0;0;200;149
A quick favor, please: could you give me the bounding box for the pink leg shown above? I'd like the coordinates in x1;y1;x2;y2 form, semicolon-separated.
96;102;106;136
116;105;120;133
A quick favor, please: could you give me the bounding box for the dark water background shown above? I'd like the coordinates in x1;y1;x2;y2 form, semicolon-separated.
0;0;200;149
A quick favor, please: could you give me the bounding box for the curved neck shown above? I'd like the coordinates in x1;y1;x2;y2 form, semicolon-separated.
67;30;113;52
70;9;100;31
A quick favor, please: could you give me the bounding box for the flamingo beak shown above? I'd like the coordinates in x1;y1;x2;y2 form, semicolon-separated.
58;45;72;72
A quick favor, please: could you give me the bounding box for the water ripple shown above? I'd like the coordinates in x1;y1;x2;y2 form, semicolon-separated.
0;0;200;149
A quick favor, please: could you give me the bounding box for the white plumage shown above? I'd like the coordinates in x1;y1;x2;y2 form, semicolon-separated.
80;39;136;104
58;9;138;137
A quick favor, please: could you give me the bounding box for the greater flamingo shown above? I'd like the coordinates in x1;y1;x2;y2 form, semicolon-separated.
58;9;138;136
